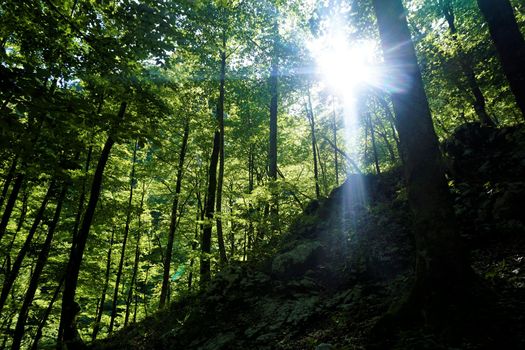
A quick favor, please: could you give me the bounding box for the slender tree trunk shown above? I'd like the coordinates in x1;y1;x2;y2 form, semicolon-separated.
188;189;203;291
477;0;525;117
59;102;126;350
0;156;17;211
72;146;93;244
11;185;67;350
160;121;189;308
0;173;24;243
216;42;228;266
442;1;494;126
306;93;320;199
201;36;228;286
374;114;397;163
367;114;381;175
91;227;115;341
109;140;138;333
372;0;470;323
54;146;92;343
201;130;220;287
1;188;27;275
268;8;280;233
332;99;339;185
125;182;145;326
0;180;55;314
31;275;65;350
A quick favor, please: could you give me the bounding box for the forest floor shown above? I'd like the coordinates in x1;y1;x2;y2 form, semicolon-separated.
92;123;525;350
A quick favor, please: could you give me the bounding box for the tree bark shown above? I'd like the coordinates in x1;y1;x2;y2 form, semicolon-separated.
332;99;339;185
477;0;525;117
160;120;189;308
0;156;17;211
58;101;126;350
268;8;280;233
216;38;228;266
91;227;115;341
109;140;138;334
0;173;24;243
30;274;65;350
372;0;470;324
200;130;220;286
306;94;320;198
367;114;381;175
11;185;67;350
0;180;55;314
125;182;145;326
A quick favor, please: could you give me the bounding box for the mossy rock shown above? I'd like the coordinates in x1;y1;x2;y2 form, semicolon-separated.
271;240;325;279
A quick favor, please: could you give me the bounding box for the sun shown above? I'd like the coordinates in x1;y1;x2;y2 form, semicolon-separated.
309;34;379;100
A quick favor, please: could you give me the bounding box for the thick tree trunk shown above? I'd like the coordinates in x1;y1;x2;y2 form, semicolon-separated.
372;0;470;324
91;228;115;341
0;180;55;314
109;140;138;333
58;102;126;350
160;121;189;308
11;185;67;350
477;0;525;117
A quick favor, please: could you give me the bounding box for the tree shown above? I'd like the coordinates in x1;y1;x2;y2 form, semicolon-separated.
477;0;525;117
371;0;471;325
160;120;189;308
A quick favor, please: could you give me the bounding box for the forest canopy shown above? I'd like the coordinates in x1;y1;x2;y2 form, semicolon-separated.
1;0;524;349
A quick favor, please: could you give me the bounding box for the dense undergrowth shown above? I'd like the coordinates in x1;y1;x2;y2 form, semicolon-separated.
91;123;525;350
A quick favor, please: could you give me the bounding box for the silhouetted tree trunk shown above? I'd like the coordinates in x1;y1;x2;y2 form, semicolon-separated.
372;0;470;324
268;7;280;232
0;180;55;315
201;135;220;286
332;99;339;185
215;34;228;266
91;227;115;341
59;101;126;350
306;92;320;199
109;140;138;334
125;181;145;325
160;121;189;308
0;173;23;243
442;0;494;126
71;145;93;244
477;0;525;117
374;115;396;163
0;156;17;210
201;34;229;286
366;114;381;175
30;274;64;350
11;185;67;350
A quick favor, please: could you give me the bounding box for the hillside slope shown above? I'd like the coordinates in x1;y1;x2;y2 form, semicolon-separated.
92;123;525;350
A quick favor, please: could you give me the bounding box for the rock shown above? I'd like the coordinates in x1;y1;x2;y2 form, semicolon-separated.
271;240;324;279
315;343;334;350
